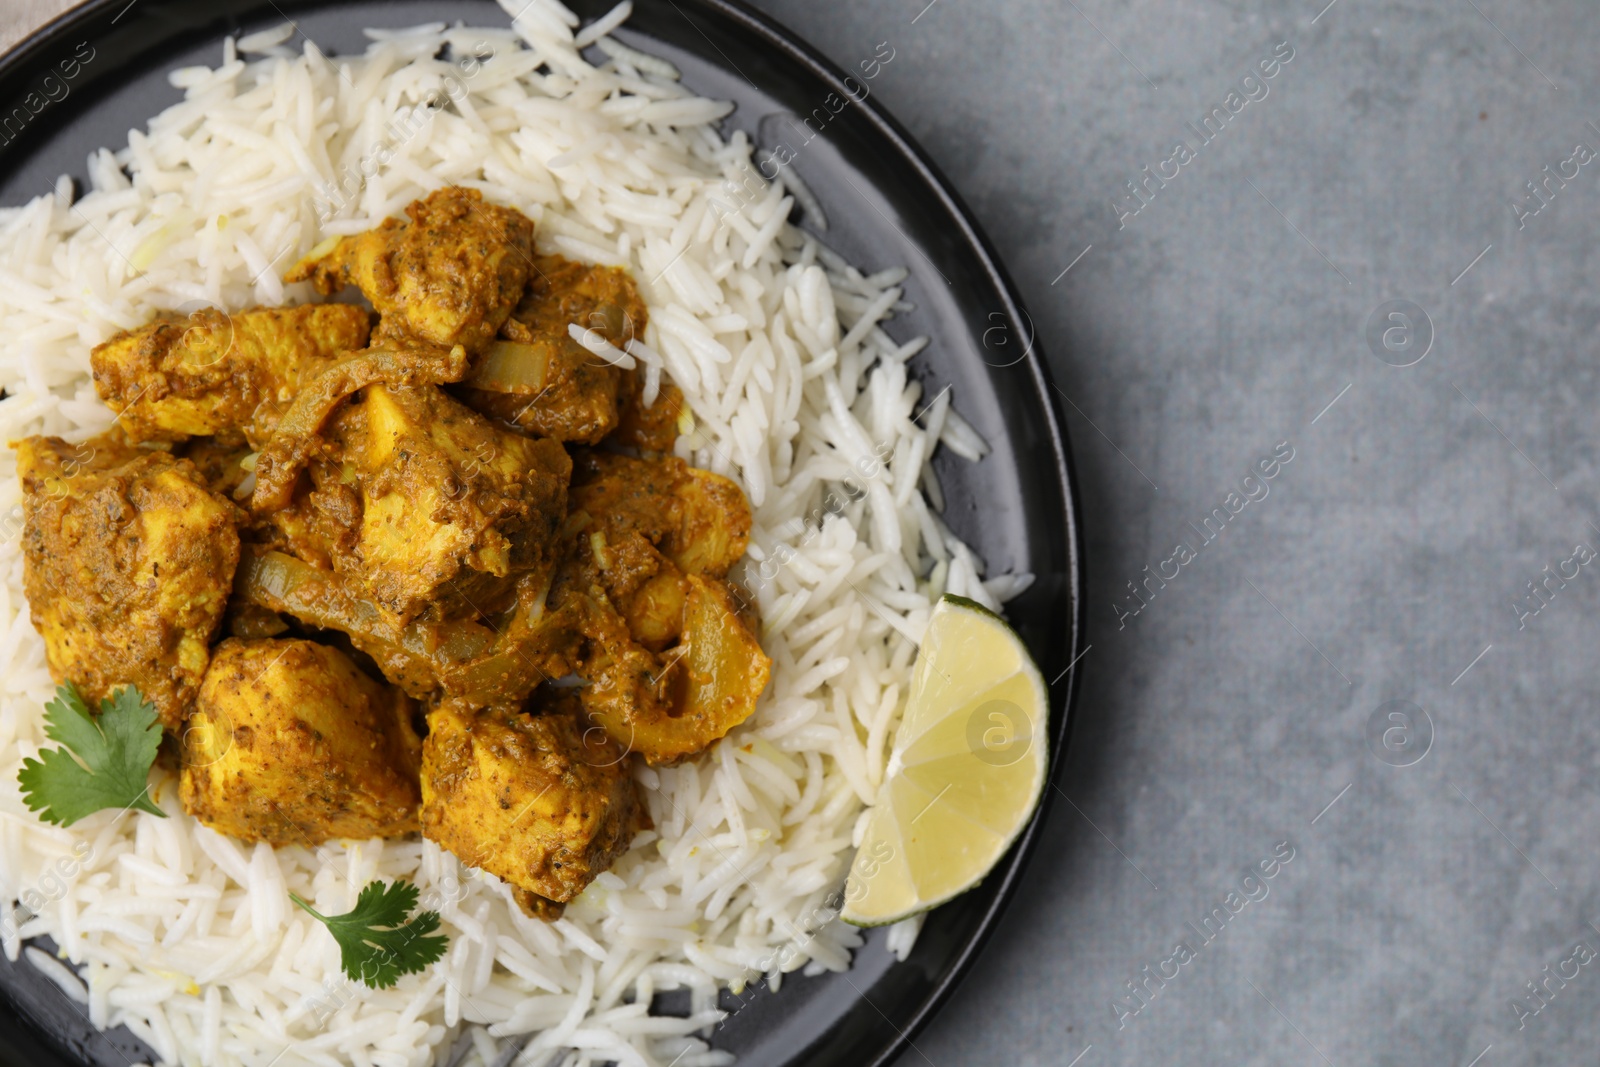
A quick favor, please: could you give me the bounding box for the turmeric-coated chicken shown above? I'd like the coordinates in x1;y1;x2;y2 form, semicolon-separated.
570;573;769;766
558;452;769;763
612;374;684;455
17;433;240;732
90;304;370;447
568;451;752;592
180;637;422;844
456;254;648;443
286;187;533;352
244;342;472;516
178;437;253;501
261;382;571;624
420;693;643;910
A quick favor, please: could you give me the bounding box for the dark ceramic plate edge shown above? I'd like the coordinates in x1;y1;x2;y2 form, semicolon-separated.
0;2;1088;1065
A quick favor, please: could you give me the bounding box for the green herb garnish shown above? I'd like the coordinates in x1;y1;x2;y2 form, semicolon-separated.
290;880;448;989
18;683;166;826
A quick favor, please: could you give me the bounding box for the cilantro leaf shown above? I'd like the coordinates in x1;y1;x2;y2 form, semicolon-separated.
17;683;166;826
291;880;448;989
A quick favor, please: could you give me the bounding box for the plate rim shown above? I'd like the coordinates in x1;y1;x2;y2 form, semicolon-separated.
0;1;1088;1064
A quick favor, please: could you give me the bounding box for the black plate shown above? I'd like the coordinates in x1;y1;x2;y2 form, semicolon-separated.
0;2;1084;1064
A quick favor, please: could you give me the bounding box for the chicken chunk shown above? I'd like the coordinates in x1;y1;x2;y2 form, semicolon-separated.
286;187;534;352
91;304;371;447
245;342;470;515
252;379;570;623
456;254;648;443
555;453;767;763
420;694;643;908
312;382;572;622
567;451;751;591
180;638;422;844
572;573;769;765
17;434;240;732
612;374;683;455
178;437;253;501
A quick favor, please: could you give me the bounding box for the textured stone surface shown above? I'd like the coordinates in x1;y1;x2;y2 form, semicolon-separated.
0;0;74;52
6;0;1600;1063
737;2;1600;1065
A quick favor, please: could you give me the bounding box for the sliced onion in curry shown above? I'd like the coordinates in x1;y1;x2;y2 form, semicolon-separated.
250;344;469;511
436;571;567;703
237;551;561;705
462;339;552;394
236;552;494;684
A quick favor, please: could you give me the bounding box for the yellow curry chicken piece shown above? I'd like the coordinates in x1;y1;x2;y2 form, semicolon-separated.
286;187;533;353
270;381;571;624
420;694;644;911
16;433;240;733
181;637;422;844
560;452;770;764
569;452;752;583
573;574;770;766
611;374;684;456
457;254;648;444
90;304;370;447
178;437;254;501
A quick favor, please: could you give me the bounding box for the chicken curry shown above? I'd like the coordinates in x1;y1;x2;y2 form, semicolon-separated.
16;188;770;919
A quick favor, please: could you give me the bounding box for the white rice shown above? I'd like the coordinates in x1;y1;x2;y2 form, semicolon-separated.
567;323;636;369
0;2;1030;1065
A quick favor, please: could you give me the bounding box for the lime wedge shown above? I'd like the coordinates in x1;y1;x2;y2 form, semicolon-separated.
840;594;1050;927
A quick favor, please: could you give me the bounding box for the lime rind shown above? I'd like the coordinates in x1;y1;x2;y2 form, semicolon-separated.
938;592;1007;624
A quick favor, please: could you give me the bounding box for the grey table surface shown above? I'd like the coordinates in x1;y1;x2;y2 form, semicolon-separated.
737;3;1600;1066
3;1;1599;1065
